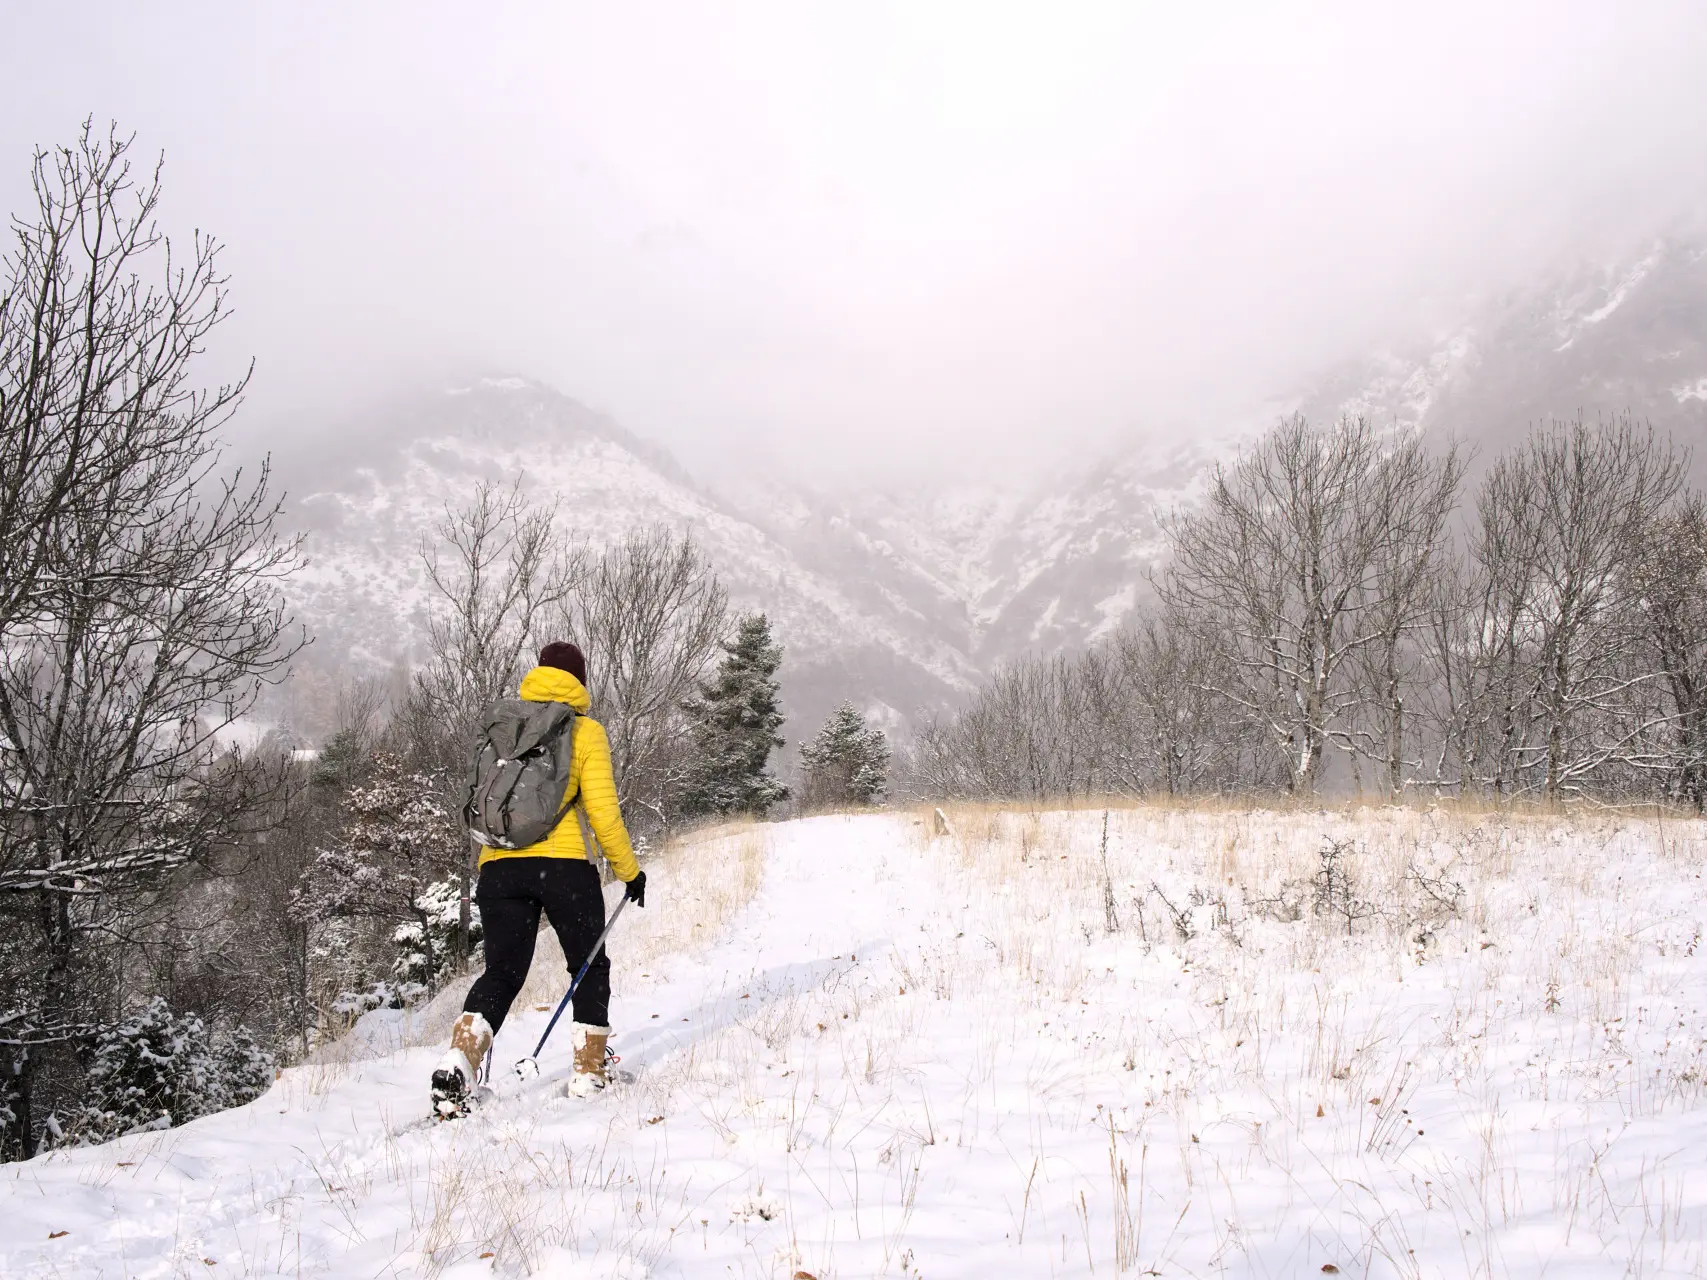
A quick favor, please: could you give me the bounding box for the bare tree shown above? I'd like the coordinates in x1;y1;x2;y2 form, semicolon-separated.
1344;436;1465;794
0;123;244;639
1159;417;1456;792
1622;491;1707;807
0;124;301;1159
559;526;727;834
413;480;582;744
410;480;580;961
1108;609;1241;795
1424;492;1544;797
912;651;1104;801
1445;419;1684;799
914;422;1694;812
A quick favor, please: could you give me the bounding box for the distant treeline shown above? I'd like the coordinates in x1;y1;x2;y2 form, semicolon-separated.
913;414;1706;808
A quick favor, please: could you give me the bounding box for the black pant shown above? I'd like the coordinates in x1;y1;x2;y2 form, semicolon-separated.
463;857;610;1033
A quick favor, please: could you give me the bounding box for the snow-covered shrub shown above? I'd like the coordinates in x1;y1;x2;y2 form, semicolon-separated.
80;998;206;1135
331;980;428;1018
74;998;274;1141
209;1023;275;1112
391;878;483;988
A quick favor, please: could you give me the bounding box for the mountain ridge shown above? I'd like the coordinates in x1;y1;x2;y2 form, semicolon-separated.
275;240;1707;746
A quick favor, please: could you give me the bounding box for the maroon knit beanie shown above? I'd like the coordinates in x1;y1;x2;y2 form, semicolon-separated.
537;641;587;685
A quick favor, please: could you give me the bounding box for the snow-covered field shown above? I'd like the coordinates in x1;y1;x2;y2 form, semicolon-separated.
5;803;1706;1278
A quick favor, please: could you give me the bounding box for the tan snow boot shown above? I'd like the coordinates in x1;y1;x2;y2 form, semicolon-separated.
430;1012;493;1118
566;1022;611;1097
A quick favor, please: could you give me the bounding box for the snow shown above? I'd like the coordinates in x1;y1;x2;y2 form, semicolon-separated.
1333;331;1481;432
1086;582;1139;643
1553;249;1662;352
6;806;1706;1277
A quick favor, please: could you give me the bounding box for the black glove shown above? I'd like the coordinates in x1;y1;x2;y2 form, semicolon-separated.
624;869;647;908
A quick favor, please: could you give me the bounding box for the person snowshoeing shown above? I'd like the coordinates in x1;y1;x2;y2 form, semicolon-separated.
432;641;646;1114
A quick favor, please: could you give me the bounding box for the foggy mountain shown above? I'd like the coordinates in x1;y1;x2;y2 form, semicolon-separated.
277;239;1706;745
277;377;1197;742
1298;238;1707;470
281;378;963;739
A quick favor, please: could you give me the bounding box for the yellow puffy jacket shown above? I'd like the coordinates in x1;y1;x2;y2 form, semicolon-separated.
476;665;641;882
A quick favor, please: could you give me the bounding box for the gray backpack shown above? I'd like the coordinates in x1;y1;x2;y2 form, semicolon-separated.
459;699;579;850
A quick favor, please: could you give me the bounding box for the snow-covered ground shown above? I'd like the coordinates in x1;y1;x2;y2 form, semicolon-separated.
5;804;1706;1278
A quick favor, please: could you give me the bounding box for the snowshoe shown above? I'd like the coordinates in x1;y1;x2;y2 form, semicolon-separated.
431;1067;472;1119
431;1075;493;1120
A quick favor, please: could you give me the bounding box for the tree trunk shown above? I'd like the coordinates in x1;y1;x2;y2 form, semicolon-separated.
12;1051;33;1161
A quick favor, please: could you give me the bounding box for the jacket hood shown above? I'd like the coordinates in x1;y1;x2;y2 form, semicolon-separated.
517;665;591;712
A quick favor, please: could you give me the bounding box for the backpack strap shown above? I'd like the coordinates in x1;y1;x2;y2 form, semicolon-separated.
574;804;602;866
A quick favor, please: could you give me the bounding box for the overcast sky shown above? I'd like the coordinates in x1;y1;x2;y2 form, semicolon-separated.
4;3;1705;485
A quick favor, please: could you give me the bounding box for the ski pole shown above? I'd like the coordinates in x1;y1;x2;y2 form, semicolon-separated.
514;894;629;1079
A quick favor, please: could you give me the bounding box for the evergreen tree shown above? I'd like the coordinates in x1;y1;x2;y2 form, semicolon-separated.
681;614;789;816
800;702;891;808
290;753;465;994
391;880;484;989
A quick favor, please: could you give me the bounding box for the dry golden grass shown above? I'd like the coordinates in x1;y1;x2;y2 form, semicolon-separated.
916;788;1705;823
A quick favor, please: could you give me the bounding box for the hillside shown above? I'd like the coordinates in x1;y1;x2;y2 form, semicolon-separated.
5;806;1704;1277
